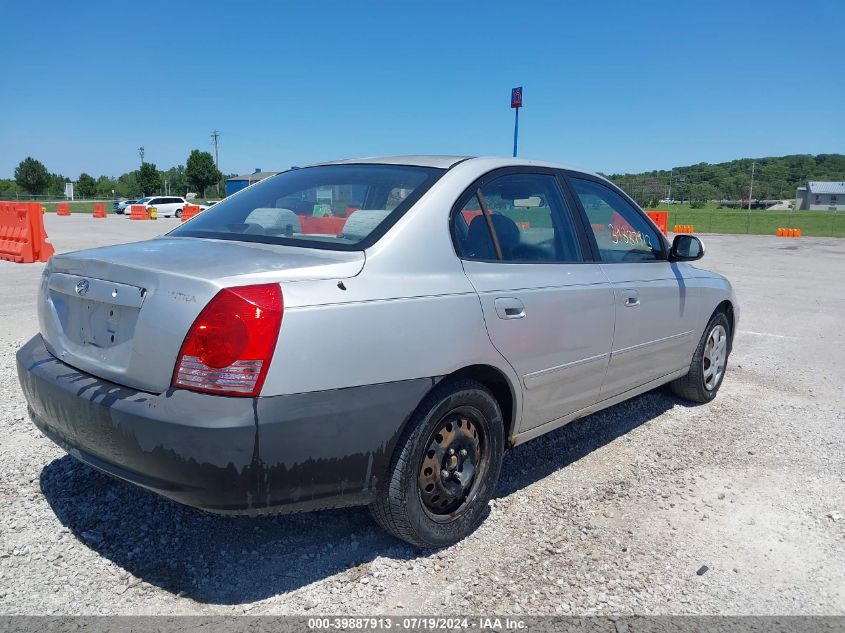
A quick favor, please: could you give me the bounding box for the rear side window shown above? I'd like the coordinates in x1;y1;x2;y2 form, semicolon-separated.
454;173;581;263
569;178;663;262
170;164;443;250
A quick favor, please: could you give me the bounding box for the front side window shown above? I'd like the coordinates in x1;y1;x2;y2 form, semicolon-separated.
170;164;443;250
569;177;663;263
453;173;581;263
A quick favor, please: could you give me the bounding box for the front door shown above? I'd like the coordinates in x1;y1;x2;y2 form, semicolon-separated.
454;170;615;431
566;176;693;398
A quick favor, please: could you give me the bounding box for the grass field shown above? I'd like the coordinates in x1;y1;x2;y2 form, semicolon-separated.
501;204;845;237
648;204;845;237
33;201;107;214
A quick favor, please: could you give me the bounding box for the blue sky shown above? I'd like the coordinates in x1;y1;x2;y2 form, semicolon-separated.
1;0;842;179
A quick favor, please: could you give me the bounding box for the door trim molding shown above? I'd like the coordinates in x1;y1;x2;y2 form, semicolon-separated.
611;330;693;357
511;367;688;446
523;352;610;390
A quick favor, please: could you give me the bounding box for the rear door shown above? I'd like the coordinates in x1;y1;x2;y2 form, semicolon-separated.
162;197;179;216
169;197;185;215
454;169;615;431
565;175;694;398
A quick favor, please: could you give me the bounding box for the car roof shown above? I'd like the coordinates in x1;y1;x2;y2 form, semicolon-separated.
317;155;472;169
315;155;601;178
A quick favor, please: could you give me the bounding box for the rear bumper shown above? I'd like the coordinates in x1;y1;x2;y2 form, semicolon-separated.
17;335;432;515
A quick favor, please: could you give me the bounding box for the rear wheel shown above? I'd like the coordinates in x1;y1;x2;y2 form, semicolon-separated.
370;379;504;548
670;311;731;403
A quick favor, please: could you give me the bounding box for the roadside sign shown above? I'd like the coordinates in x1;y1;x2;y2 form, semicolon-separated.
511;86;523;109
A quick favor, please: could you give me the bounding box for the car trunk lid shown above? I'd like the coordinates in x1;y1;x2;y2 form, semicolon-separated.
39;237;364;393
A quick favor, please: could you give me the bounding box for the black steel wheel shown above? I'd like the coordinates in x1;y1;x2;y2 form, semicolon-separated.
417;407;488;521
370;378;504;548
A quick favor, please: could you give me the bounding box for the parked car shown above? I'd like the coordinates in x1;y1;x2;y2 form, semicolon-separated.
16;156;737;547
127;196;187;218
113;198;138;214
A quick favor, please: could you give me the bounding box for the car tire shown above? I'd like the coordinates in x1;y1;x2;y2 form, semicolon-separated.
175;209;182;218
670;311;731;403
369;378;504;548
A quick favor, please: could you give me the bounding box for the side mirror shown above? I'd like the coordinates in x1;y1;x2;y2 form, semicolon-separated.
670;234;704;261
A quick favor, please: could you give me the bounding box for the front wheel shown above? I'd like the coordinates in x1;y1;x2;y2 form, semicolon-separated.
370;379;504;548
670;311;731;403
175;208;182;218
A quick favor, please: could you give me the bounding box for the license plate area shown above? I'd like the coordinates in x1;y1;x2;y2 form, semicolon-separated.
47;274;146;359
81;300;124;348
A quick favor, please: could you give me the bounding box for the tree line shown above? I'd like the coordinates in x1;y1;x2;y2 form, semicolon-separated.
606;153;845;208
0;151;231;199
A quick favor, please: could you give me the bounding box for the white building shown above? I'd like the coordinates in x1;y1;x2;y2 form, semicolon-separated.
796;181;845;211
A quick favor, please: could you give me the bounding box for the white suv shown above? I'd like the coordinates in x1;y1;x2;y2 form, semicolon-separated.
132;196;187;218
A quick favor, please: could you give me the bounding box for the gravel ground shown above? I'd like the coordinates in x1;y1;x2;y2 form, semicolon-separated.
1;216;843;615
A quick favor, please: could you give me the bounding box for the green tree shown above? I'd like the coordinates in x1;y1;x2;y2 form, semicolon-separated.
689;183;717;208
48;173;69;197
185;150;221;197
117;171;140;197
14;157;50;194
160;164;187;197
0;179;17;196
138;162;160;196
77;172;97;198
96;175;117;198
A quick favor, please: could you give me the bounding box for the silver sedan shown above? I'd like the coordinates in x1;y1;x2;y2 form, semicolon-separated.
17;155;737;547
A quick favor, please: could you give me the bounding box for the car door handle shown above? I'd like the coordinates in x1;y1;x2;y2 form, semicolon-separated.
624;295;640;307
494;297;525;320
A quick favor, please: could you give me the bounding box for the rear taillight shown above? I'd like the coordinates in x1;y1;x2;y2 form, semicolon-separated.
172;283;283;397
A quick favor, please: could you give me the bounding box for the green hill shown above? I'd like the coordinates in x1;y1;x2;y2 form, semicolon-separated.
605;154;845;207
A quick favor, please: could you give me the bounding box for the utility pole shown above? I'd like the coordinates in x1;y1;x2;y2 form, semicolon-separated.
138;146;145;165
211;130;220;168
211;130;221;196
748;160;756;211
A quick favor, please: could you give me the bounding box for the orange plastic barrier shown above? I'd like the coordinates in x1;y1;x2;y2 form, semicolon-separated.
298;215;347;235
591;222;607;233
129;205;149;220
0;201;55;263
92;203;107;218
673;224;694;233
645;210;669;235
461;209;483;225
56;202;70;216
181;204;201;221
777;227;801;237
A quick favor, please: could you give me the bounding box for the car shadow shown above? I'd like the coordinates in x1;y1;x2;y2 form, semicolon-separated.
39;388;684;605
495;388;680;498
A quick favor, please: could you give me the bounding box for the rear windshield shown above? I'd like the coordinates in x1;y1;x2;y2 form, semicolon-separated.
169;164;444;250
